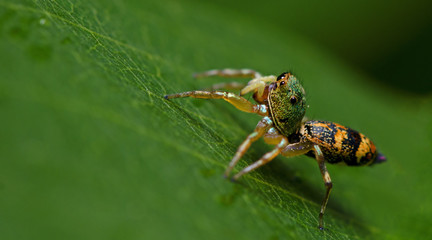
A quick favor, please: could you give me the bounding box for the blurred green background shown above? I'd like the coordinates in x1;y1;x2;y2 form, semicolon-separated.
1;0;431;239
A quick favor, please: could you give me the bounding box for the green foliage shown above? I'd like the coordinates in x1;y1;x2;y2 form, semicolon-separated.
0;0;431;239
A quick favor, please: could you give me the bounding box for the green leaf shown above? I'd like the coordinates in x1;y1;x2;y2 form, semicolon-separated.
1;0;431;239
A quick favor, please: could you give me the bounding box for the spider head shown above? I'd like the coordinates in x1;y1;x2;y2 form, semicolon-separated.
268;72;307;136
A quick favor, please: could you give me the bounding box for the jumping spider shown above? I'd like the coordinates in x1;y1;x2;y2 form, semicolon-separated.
164;69;386;230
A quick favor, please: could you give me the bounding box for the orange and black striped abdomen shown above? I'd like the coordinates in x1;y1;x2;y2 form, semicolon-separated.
301;120;377;166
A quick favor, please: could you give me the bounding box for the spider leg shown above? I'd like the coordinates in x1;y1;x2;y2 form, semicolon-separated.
231;136;289;180
207;82;246;91
280;141;314;157
313;144;332;230
232;132;315;180
193;69;262;92
191;69;275;99
262;127;285;145
275;138;331;230
205;75;276;98
264;129;314;156
193;68;261;79
164;90;268;116
224;117;273;178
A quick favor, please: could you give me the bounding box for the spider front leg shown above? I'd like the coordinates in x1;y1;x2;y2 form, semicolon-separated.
224;117;273;178
232;136;289;180
164;91;268;116
231;131;315;180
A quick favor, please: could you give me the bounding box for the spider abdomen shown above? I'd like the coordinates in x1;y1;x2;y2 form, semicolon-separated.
301;120;377;166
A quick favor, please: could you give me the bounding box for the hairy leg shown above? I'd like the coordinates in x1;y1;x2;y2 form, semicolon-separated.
313;145;332;230
231;136;289;180
193;68;261;79
224;117;273;177
191;68;276;100
193;69;262;93
207;82;246;91
231;132;314;180
164;90;268;116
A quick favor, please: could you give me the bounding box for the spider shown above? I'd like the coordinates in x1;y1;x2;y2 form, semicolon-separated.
164;69;386;230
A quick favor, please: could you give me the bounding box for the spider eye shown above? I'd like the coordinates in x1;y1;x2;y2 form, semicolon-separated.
290;96;298;104
280;81;285;86
276;72;289;80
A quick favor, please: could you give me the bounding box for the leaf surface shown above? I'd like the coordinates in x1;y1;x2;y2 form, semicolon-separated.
1;1;431;239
